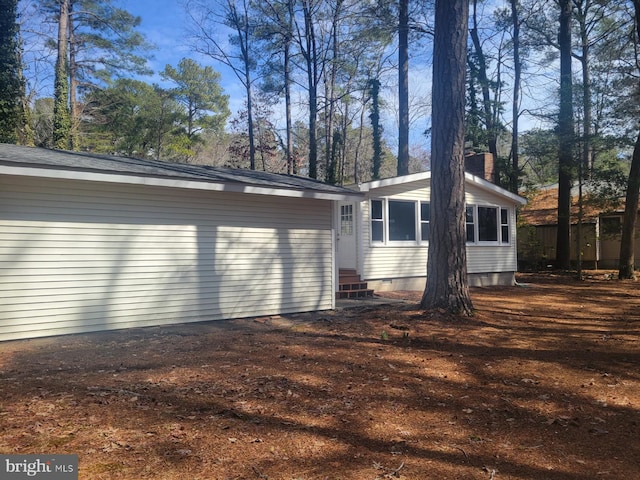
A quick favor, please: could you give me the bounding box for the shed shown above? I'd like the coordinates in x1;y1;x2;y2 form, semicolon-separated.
0;144;361;341
517;185;640;269
336;171;526;293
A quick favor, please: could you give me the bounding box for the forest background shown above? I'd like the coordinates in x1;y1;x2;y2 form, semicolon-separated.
0;1;634;184
1;0;639;220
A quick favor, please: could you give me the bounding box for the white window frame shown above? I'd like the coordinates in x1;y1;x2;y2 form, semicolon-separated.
466;204;511;245
369;198;430;246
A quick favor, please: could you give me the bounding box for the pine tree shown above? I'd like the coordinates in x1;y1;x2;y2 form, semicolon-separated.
421;0;473;316
52;0;71;150
0;0;22;143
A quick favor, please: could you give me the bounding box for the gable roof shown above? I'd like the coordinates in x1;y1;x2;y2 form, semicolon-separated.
0;144;362;201
357;170;527;205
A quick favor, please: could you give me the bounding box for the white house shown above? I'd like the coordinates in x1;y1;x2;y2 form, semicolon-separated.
336;171;527;292
0;144;362;342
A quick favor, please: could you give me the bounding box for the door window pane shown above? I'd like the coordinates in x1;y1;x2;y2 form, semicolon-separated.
341;204;353;235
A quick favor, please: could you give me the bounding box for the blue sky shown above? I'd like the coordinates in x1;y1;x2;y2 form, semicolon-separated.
125;1;198;84
124;0;250;119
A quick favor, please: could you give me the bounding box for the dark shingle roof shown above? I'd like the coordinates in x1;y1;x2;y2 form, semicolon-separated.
0;144;359;198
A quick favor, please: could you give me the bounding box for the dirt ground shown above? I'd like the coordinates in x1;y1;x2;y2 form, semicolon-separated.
1;272;639;480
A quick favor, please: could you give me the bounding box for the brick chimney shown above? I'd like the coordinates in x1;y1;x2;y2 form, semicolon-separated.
465;152;495;183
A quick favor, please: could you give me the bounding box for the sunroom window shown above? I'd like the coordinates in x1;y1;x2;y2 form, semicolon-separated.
370;199;429;244
466;205;510;244
371;200;384;242
501;208;509;243
478;206;498;242
388;200;416;241
420;202;430;241
466;206;476;242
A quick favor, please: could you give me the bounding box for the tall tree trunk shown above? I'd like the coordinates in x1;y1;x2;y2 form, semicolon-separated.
619;0;640;279
556;0;574;269
0;0;22;144
397;0;410;176
575;2;593;278
284;3;294;175
53;0;71;150
354;95;367;183
302;0;318;179
238;2;255;170
510;0;521;193
619;131;640;278
68;0;79;150
421;0;473;316
16;33;33;146
370;78;382;180
324;0;342;182
245;75;256;170
470;0;498;176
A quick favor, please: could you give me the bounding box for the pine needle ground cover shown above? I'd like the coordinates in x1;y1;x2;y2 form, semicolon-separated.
1;272;638;479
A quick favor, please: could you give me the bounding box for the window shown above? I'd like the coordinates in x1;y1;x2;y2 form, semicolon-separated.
388;200;416;241
501;208;509;243
466;206;475;242
340;204;353;235
466;205;511;244
370;199;428;245
478;206;498;242
371;200;384;242
420;202;430;241
601;216;622;236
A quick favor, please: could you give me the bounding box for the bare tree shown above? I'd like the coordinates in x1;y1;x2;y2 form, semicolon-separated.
469;0;499;167
187;0;258;169
509;0;522;193
254;0;296;174
292;0;322;178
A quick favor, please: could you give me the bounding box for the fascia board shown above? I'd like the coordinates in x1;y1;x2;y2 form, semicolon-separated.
0;164;364;202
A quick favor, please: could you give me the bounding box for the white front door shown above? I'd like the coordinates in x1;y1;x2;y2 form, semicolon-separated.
337;202;357;269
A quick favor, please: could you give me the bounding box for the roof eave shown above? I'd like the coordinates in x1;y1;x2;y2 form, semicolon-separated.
0;164;363;202
357;170;527;205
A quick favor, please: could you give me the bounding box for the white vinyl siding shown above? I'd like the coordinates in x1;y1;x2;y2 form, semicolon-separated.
465;186;519;274
361;196;429;279
0;176;334;341
359;178;519;280
466;206;519;274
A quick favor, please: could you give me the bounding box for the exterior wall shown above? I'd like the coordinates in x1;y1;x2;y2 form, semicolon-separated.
465;184;519;275
360;183;430;281
599;220;640;269
517;217;639;270
358;178;520;289
0;175;334;341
